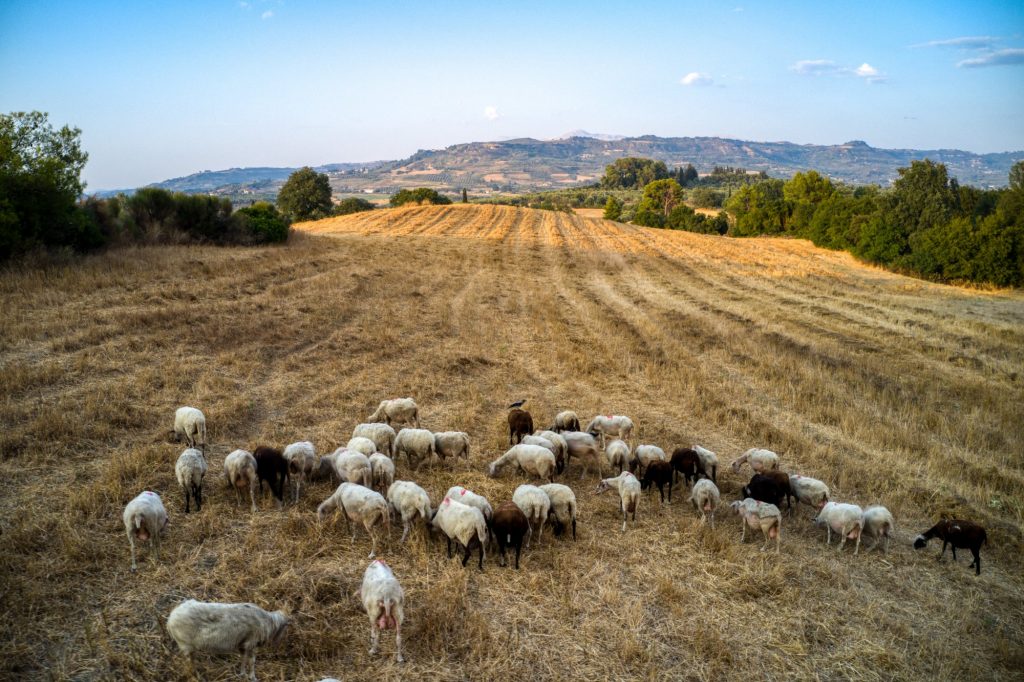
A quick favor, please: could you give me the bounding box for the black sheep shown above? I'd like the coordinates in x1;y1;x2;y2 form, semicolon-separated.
914;519;988;576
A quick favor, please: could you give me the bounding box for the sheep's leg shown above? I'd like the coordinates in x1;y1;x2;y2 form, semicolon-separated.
938;540;948;560
369;621;380;655
128;534;137;571
710;512;715;530
395;620;404;663
183;487;190;514
196;484;202;512
572;517;577;540
825;526;832;545
883;534;889;554
524;521;533;549
446;537;453;559
970;548;981;576
366;522;377;559
776;525;781;554
838;530;846;552
478;542;485;571
854;530;861;556
951;545;958;561
667;479;673;504
740;522;747;543
514;541;521;569
400;520;411;544
537;518;544;546
498;539;506;567
761;527;770;552
461;543;472;567
249;482;257;513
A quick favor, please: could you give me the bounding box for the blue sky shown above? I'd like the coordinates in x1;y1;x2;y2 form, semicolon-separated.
1;0;1022;189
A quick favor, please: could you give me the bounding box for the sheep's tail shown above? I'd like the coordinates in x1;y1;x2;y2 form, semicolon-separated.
476;518;488;547
133;513;145;529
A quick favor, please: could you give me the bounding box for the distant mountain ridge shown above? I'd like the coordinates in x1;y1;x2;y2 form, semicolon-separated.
98;135;1022;199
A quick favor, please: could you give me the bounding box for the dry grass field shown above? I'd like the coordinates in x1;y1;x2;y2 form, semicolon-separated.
2;203;1023;681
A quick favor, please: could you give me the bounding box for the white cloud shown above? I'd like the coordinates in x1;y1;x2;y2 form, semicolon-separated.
680;71;713;86
957;48;1024;68
854;63;878;78
483;105;499;121
791;59;840;76
913;36;1000;49
792;59;886;83
261;9;273;19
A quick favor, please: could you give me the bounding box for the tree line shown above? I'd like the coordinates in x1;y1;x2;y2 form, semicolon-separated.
724;161;1024;286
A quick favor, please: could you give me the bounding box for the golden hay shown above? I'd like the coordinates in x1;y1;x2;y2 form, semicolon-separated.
1;205;1022;681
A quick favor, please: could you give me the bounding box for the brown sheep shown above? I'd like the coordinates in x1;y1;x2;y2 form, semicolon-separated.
490;502;530;569
508;408;534;446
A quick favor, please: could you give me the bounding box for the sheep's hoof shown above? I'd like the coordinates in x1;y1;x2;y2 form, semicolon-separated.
369;647;378;656
397;655;405;664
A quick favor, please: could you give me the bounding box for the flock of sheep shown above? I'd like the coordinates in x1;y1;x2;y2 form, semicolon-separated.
122;399;990;681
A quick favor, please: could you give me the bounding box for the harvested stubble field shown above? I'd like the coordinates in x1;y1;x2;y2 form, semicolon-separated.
2;203;1024;681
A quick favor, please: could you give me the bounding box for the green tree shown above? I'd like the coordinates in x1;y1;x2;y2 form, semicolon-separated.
603;196;622;221
689;187;722;208
784;170;835;233
633;179;684;228
277;167;332;221
462;188;469;203
725;179;787;235
334;197;375;215
600;157;669;189
390;187;453;207
0;111;99;258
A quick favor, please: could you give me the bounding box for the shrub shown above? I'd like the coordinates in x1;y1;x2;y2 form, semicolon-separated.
277;167;332;221
234;202;290;243
390;188;453;207
334;197;376;216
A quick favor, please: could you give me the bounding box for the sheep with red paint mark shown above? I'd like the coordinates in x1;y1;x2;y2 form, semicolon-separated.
359;559;405;663
596;471;641;532
430;496;488;570
730;498;782;553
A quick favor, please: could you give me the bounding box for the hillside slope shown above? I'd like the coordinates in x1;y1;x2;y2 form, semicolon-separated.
2;204;1023;680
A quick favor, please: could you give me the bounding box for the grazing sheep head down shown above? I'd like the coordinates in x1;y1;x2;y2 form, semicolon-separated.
913;535;928;549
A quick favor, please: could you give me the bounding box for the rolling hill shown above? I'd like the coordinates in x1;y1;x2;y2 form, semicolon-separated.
122;135;1023;202
2;205;1022;680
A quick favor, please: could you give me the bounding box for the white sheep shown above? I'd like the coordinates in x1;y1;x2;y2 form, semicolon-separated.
788;474;830;513
431;496;488;569
352;422;398;458
346;436;377;457
539;483;578;540
631;444;667;477
122;491;169;570
173;406;207;452
368;397;420;428
521;434;557;460
604;439;631;474
166;599;288;682
394;428;436;470
814;502;865;554
283;441;317;503
387;480;432;542
368;453;396;493
560;431;603;479
689;479;721;528
359;559;405;663
487;444;557;482
317;482;390;559
692;444;718;482
174;447;207;513
596;471;641;532
585;414;634;447
223;449;258;512
512;484;551;548
328;448;373;488
730;448;780;474
861;505;895;553
433;431;471;462
552;410;580;433
730;498;782;553
534;430;568;473
443;486;493;522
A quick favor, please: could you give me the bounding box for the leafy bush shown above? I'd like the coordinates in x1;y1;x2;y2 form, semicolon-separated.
334;197;376;215
233;202;290;243
390;188;453;207
603;196;622;221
